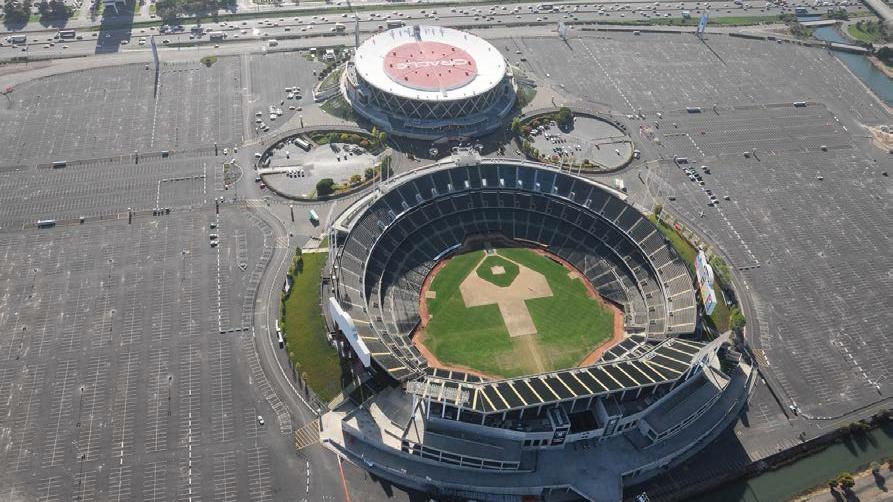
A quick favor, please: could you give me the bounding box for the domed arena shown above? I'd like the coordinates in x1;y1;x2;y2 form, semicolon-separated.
342;25;517;140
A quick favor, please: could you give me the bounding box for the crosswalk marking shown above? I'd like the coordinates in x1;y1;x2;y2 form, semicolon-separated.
293;420;320;451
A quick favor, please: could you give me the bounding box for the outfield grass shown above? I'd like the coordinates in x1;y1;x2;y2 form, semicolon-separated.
422;248;614;377
647;215;730;333
281;251;342;401
476;254;520;287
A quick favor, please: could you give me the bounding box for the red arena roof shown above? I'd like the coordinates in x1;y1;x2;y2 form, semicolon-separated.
383;41;478;92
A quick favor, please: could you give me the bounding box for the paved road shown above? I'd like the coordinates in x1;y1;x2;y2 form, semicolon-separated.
2;0;868;60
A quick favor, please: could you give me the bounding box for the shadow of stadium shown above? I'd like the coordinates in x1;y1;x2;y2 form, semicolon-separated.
94;0;135;54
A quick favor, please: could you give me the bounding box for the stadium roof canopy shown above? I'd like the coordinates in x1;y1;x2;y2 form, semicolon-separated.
354;25;507;102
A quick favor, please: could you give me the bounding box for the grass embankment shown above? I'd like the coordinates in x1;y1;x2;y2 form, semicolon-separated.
847;20;891;43
646;215;731;333
319;94;357;121
281;250;341;401
423;248;614;377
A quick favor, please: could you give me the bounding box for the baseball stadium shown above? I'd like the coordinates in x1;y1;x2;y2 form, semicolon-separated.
320;153;753;501
341;25;517;140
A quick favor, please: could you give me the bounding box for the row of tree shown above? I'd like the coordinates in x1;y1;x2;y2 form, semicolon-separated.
155;0;236;23
3;0;73;25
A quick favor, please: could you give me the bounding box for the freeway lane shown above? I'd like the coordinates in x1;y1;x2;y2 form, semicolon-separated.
1;0;862;60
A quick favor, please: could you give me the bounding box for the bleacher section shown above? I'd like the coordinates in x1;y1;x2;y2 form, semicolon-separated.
333;159;699;396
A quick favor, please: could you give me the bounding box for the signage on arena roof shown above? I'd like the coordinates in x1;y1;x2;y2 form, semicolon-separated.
384;41;478;92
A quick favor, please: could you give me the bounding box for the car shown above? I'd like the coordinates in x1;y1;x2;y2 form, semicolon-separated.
162;39;170;44
259;183;266;190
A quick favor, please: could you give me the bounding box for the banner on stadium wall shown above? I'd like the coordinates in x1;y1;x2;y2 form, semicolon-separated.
700;283;717;316
694;250;714;289
694;250;717;315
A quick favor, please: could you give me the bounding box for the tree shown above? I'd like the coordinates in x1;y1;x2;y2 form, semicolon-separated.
836;472;855;489
316;178;335;197
557;106;573;128
377;131;387;146
653;204;663;218
36;0;70;19
349;174;362;186
3;0;32;24
828;479;839;490
729;306;746;334
364;167;374;180
510;116;522;135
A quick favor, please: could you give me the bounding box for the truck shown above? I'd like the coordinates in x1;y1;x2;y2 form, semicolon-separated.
794;7;809;15
333;23;346;32
386;20;405;29
5;35;27;44
208;31;226;41
681;10;691;18
56;30;76;39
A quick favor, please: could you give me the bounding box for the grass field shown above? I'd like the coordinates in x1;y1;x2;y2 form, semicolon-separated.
281;251;342;401
421;248;615;378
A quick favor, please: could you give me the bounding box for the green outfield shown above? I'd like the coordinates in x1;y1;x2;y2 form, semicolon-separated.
420;247;616;378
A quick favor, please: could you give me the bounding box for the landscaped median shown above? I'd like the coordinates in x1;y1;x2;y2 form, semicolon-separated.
279;247;342;402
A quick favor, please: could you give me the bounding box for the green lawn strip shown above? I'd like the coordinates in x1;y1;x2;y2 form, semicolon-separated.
499;248;613;367
646;215;730;333
281;251;341;401
476;255;519;287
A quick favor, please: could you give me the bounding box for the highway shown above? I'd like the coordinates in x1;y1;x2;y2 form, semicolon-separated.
0;0;866;60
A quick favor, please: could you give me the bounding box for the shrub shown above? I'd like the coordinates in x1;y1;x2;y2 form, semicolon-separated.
316;178;336;197
730;306;746;334
364;168;374;180
200;56;217;67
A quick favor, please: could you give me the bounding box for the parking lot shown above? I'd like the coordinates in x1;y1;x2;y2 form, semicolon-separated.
261;139;378;197
513;33;888;124
633;102;892;420
528;114;632;169
0;154;221;229
0;205;307;501
0;59;242;167
246;52;325;137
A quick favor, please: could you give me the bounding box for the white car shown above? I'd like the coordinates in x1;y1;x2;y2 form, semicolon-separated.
257;415;264;425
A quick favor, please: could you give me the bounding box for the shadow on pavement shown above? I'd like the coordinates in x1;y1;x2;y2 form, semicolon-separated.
94;0;134;54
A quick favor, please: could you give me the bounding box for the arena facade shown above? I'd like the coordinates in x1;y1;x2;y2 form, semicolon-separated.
342;25;517;140
320;152;755;501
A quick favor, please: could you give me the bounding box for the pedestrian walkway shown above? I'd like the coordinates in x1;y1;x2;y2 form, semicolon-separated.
796;466;893;502
294;419;321;450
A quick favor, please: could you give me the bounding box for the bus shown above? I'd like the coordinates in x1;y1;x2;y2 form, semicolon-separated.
56;30;76;39
536;3;554;11
308;209;319;224
275;320;284;348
